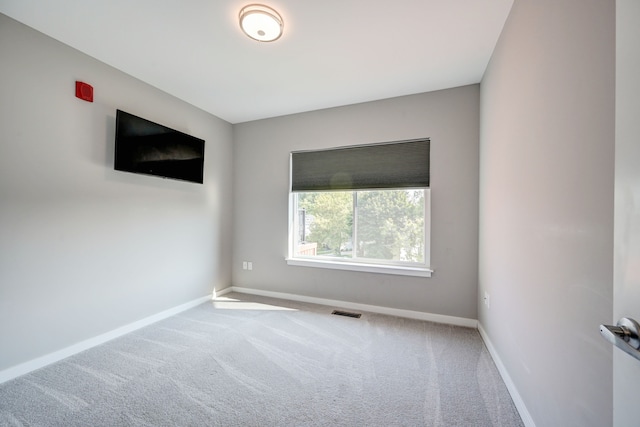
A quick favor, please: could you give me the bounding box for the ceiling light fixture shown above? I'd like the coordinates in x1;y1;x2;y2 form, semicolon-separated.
239;4;284;42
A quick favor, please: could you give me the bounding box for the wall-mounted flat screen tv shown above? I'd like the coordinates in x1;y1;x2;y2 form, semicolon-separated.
114;110;205;184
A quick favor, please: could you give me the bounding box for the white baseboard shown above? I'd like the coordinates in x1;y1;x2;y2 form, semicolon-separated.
214;286;234;298
226;286;478;328
0;294;213;385
478;323;536;427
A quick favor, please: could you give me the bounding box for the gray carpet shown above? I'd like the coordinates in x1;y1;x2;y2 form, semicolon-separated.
0;293;524;426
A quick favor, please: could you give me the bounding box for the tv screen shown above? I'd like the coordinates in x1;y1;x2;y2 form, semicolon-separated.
114;110;205;184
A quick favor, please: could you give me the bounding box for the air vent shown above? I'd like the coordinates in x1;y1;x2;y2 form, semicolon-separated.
331;310;362;319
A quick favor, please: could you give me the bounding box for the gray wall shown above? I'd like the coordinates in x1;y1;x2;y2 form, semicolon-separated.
0;14;234;371
233;86;480;319
479;0;614;426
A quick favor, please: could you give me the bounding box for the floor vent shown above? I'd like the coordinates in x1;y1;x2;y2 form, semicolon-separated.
331;310;362;319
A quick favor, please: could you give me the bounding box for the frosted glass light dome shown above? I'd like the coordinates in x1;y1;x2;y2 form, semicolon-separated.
239;4;284;42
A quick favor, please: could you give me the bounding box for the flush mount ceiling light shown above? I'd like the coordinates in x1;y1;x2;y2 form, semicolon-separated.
239;4;284;42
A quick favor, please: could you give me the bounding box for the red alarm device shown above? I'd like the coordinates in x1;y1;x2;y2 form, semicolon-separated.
75;81;93;102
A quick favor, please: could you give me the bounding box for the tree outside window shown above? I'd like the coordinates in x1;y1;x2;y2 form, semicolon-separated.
294;189;425;265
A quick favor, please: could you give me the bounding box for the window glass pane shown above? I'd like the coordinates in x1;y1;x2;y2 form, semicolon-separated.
293;189;425;266
296;191;353;258
355;189;424;263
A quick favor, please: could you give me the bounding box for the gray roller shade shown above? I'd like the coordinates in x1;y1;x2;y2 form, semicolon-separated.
291;138;430;192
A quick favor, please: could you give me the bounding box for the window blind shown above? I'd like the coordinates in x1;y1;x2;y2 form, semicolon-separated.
290;138;430;192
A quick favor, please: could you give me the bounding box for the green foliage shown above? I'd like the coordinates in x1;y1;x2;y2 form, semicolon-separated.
296;189;424;262
356;190;424;262
298;191;352;256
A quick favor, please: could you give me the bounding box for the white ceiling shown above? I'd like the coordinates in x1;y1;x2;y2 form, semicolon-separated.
0;0;513;124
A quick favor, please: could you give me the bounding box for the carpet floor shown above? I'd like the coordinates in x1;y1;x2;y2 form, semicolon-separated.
0;292;524;426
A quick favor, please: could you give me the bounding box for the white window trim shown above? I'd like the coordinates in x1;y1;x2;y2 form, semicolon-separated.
287;189;432;278
285;257;433;277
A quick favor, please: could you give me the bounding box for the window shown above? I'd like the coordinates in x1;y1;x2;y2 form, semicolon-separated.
287;139;432;277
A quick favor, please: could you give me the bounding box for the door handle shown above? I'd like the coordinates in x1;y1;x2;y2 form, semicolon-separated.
600;317;640;361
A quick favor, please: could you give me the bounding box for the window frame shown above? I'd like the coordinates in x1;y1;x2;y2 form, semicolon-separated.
286;188;432;277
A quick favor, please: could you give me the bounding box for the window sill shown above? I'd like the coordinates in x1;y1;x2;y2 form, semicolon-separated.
285;258;433;277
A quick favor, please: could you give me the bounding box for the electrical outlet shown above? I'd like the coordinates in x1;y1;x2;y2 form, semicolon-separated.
484;292;490;308
242;261;247;270
248;262;253;271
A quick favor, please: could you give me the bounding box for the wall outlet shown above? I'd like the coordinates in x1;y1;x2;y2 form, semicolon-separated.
242;261;247;270
248;262;253;271
484;292;490;308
